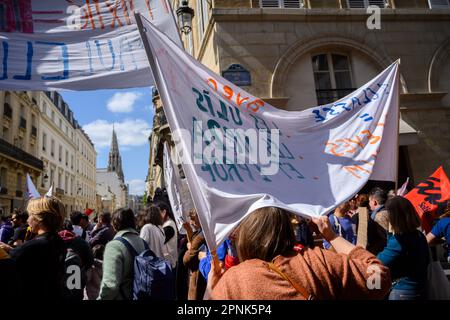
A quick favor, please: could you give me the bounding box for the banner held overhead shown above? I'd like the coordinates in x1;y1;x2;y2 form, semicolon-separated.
136;14;400;250
0;0;181;90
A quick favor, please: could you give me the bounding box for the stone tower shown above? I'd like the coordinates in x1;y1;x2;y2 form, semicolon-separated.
107;126;124;183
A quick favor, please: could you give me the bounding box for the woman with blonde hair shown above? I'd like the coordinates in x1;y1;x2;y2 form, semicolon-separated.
207;206;391;300
7;196;67;299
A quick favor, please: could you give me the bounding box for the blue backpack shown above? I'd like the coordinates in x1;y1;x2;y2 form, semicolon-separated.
116;236;175;300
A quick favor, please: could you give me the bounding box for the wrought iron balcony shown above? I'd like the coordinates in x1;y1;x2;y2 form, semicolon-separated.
0;138;43;171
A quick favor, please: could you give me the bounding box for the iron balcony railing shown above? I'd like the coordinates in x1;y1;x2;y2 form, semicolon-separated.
0;138;43;171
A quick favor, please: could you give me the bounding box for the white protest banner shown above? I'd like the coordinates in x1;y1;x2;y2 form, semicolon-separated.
163;142;190;231
137;16;399;250
0;0;180;90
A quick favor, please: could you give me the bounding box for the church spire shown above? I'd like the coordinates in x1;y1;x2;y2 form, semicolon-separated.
108;125;124;183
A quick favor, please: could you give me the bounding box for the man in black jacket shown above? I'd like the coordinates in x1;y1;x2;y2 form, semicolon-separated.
88;212;115;248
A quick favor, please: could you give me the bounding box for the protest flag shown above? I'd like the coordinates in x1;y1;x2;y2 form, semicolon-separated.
405;166;450;233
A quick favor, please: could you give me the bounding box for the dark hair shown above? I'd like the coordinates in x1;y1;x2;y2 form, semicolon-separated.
112;208;136;231
237;207;295;262
155;201;175;222
92;244;105;260
0;215;10;223
369;187;387;206
70;211;83;225
386;196;421;234
356;194;370;209
13;211;29;224
144;205;163;226
62;219;74;231
80;214;89;222
99;212;112;225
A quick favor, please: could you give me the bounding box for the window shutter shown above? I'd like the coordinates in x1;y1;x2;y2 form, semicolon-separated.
348;0;387;8
260;0;281;8
429;0;450;8
347;0;366;8
260;0;304;8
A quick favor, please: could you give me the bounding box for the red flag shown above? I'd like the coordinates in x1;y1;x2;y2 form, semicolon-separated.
405;166;450;233
84;208;94;216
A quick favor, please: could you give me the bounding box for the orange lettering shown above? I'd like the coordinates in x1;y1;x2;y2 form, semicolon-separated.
247;99;264;113
106;0;124;28
236;93;249;106
121;0;131;25
93;0;105;29
85;0;96;29
222;86;233;100
207;78;218;91
80;8;89;30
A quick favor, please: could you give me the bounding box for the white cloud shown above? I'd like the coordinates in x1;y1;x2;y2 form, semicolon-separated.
83;119;151;150
107;92;143;113
128;179;146;195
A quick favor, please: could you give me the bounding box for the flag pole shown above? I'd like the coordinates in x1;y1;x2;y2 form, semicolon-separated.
395;59;401;192
134;13;221;274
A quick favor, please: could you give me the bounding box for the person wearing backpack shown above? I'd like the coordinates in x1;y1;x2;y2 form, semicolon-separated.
98;208;146;300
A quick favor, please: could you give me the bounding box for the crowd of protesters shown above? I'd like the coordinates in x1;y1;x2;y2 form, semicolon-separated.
0;185;449;301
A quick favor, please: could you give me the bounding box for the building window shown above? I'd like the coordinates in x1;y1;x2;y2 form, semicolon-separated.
429;0;450;8
197;0;210;42
65;150;69;166
16;173;23;192
50;168;54;185
312;53;355;105
58;171;62;189
347;0;388;8
42;101;47;115
0;168;7;187
260;0;305;8
42;132;47;151
51;139;55;157
51;110;55;122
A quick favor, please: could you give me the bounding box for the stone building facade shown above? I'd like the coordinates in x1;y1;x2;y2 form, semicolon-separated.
0;91;43;213
35;91;97;214
166;0;450;186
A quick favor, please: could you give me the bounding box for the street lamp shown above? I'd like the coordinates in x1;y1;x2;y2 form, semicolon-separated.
176;0;194;35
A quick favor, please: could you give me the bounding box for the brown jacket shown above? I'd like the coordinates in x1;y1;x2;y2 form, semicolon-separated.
211;247;391;300
183;231;206;300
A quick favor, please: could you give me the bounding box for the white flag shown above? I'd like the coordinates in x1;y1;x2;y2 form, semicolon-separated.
26;173;40;200
137;16;399;249
0;0;181;90
45;183;54;197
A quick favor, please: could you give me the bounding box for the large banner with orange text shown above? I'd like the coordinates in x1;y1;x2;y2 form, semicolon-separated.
0;0;180;90
139;17;399;249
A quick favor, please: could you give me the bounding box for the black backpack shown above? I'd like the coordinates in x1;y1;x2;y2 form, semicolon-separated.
116;237;175;300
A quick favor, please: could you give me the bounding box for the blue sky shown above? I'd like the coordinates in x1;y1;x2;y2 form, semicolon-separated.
60;87;154;195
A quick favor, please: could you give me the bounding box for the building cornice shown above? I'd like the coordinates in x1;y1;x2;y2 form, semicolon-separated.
210;8;450;22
